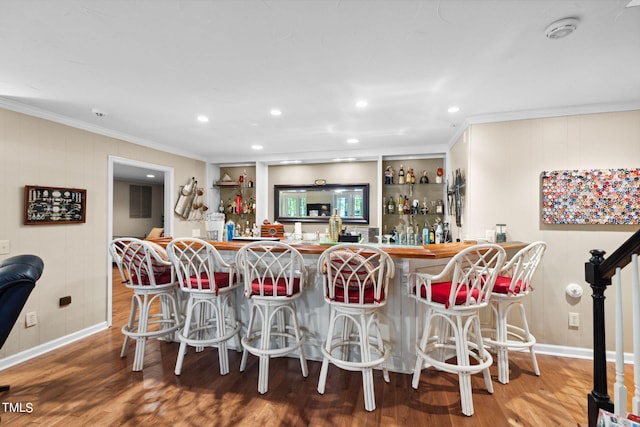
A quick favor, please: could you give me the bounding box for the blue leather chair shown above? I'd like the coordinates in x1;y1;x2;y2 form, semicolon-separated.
0;254;44;392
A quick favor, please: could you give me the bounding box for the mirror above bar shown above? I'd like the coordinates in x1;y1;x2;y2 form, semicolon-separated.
274;183;370;223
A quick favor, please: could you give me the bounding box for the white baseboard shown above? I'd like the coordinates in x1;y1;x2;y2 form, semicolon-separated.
534;343;634;365
0;322;109;371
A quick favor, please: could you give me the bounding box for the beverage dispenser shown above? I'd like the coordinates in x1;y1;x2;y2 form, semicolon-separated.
205;213;226;241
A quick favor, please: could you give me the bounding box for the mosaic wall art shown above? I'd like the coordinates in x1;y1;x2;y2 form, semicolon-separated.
541;169;640;225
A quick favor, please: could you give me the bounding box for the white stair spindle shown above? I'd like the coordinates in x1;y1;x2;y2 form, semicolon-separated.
632;254;640;415
614;267;627;416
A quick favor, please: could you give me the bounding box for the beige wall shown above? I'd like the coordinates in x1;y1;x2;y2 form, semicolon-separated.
450;110;640;351
0;108;205;359
113;180;164;238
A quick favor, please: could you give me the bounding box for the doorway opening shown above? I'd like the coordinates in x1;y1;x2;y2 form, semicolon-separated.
107;156;174;327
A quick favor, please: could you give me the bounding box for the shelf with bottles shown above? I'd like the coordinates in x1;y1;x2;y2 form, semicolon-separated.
213;166;257;228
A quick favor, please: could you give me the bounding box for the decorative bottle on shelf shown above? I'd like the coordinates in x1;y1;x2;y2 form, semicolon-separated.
435;199;444;215
225;219;235;242
435;223;443;244
422;223;430;245
218;199;225;213
235;193;242;214
387;197;395;214
436;167;444;184
398;164;405;184
329;208;342;242
443;222;451;242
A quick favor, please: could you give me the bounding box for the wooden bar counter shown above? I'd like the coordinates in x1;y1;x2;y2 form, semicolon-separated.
151;237;525;259
150;237;526;373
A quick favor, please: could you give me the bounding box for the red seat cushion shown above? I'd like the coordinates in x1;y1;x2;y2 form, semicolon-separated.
250;277;300;297
131;270;172;286
331;285;384;304
492;275;524;294
187;272;233;293
422;281;480;308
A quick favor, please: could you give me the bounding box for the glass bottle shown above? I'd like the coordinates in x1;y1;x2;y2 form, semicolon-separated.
397;195;404;214
422;223;430;244
218;199;225;213
398;164;405;184
387;197;395;214
225;219;235;242
329;208;342;242
235;193;242;214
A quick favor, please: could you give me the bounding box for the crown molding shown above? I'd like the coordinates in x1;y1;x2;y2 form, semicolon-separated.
0;97;207;162
448;102;640;148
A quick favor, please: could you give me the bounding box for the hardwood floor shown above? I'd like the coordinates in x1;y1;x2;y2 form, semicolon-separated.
0;270;622;426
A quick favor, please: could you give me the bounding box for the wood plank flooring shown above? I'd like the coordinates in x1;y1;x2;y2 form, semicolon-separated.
0;270;627;426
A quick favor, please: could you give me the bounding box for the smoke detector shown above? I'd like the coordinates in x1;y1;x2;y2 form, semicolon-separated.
91;107;108;118
545;17;580;40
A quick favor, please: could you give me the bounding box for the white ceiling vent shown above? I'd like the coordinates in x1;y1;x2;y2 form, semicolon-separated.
545;17;580;40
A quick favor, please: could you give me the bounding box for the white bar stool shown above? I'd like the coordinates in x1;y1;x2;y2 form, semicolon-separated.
109;238;183;372
483;241;547;384
235;241;308;394
409;243;506;416
316;244;395;411
166;238;242;376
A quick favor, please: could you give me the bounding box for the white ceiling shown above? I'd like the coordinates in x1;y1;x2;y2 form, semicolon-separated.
1;0;639;167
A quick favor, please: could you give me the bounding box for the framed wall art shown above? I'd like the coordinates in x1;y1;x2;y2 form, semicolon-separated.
24;185;87;225
540;169;639;225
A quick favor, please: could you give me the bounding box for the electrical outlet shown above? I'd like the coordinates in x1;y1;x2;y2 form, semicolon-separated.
0;240;10;255
25;311;38;328
569;312;580;328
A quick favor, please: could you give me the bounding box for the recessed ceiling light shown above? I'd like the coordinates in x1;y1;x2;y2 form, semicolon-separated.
333;157;356;162
355;100;368;109
447;106;460;113
270;109;282;116
146;174;155;178
251;144;264;150
346;138;359;144
197;115;209;123
545;17;579;39
280;160;302;164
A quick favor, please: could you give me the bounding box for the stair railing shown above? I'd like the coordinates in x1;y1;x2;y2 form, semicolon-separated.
585;227;640;427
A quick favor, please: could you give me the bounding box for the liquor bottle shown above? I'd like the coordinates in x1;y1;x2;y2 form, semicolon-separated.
436;199;444;215
430;226;435;244
443;222;451;242
422;223;430;244
398;164;405;184
218;199;225;213
404;196;409;214
435;223;443;244
387;197;395;214
329;208;342;242
235;193;242;214
397;195;404;214
225;219;235;242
